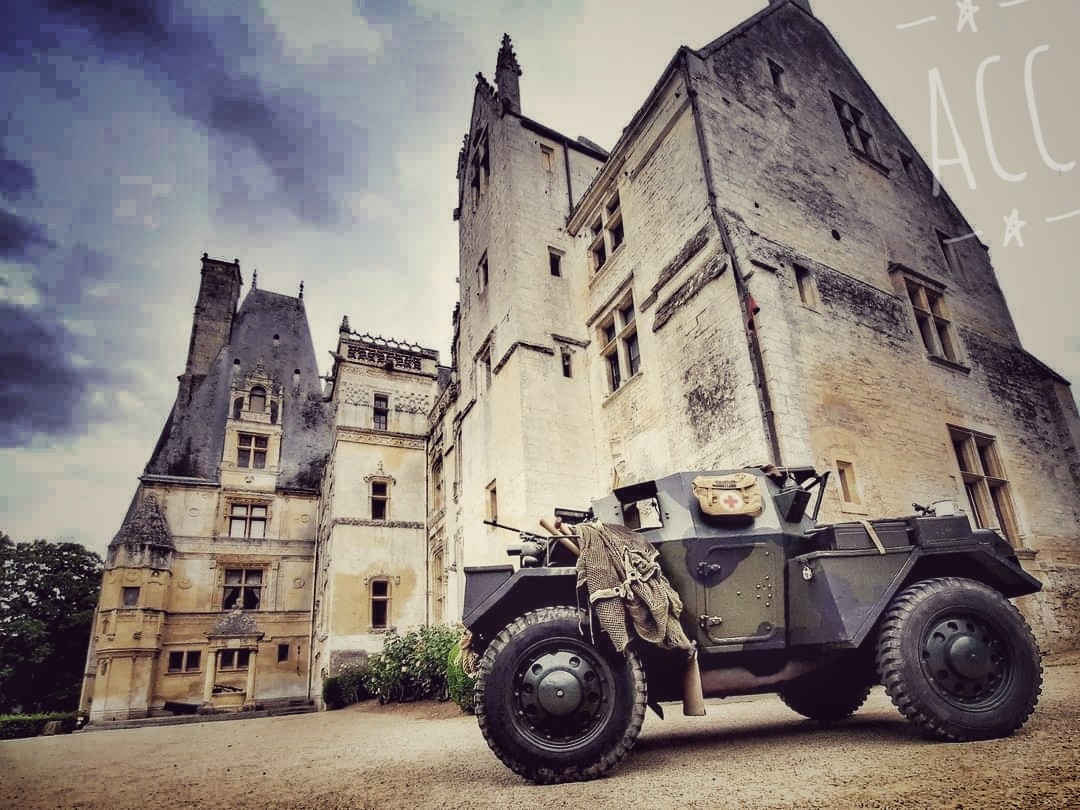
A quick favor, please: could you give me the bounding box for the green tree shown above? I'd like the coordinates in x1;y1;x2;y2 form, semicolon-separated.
0;532;103;713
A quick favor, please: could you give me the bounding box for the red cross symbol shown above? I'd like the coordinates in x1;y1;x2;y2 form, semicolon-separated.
723;494;742;510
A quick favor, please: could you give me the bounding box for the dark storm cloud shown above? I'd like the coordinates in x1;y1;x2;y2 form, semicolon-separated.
0;301;95;447
0;209;54;260
14;0;361;227
0;154;36;202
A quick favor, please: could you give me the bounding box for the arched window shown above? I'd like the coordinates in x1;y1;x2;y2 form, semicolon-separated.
249;386;266;413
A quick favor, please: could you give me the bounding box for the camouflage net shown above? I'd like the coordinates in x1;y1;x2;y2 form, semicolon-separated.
575;521;692;654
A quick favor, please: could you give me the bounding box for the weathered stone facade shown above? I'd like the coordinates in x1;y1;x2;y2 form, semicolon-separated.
84;0;1080;723
435;0;1080;650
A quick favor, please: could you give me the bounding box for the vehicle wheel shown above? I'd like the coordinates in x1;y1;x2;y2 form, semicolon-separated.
778;660;874;722
474;606;647;784
875;577;1042;741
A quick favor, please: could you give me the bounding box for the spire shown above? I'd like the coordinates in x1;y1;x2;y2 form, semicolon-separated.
495;33;522;114
252;268;258;289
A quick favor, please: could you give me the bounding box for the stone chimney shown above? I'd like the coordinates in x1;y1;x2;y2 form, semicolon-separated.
770;0;813;13
495;33;522;114
177;253;242;405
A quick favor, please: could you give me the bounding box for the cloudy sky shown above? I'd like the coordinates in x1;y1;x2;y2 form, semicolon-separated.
2;0;1077;556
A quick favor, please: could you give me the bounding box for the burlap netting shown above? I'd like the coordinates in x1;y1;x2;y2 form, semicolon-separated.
575;521;692;653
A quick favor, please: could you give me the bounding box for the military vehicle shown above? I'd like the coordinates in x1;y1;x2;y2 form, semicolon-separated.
462;466;1043;784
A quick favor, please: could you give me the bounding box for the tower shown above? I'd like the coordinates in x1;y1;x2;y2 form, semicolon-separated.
86;495;175;721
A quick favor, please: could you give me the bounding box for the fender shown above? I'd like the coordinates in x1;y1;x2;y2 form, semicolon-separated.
787;534;1041;649
463;565;577;645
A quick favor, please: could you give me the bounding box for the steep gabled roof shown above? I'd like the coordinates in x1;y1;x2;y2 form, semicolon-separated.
144;287;332;491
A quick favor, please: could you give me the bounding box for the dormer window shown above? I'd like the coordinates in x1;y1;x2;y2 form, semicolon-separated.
238;433;268;469
249;386;266;413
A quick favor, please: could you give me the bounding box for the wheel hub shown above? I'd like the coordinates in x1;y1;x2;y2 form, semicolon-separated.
922;615;1009;707
512;647;609;749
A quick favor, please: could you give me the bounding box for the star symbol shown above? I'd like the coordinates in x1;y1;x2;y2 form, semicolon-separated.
957;0;980;32
1003;208;1026;247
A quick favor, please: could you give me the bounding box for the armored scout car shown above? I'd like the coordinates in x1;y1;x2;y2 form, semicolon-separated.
462;466;1043;784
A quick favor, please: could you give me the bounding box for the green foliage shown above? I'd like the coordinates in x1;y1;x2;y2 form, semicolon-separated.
337;664;371;704
321;676;344;709
354;625;459;704
0;533;103;714
446;641;476;714
0;711;79;740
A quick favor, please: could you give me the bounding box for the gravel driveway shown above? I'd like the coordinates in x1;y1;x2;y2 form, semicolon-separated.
3;655;1078;809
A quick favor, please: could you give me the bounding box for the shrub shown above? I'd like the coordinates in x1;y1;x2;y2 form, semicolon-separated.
337;664;372;705
0;712;78;740
322;676;344;710
446;641;476;714
362;625;461;704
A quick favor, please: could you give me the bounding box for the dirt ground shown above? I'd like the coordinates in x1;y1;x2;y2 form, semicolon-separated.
2;654;1078;809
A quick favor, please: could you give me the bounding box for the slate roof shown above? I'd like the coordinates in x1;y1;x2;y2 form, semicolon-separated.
144;287;332;491
110;494;173;549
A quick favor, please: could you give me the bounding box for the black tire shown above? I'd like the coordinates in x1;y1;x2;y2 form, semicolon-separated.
474;606;647;784
778;661;874;722
875;577;1042;741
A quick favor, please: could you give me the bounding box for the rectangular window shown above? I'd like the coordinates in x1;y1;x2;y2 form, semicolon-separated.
587;191;626;273
370;579;391;630
486;480;498;523
905;279;960;363
936;229;965;277
899;151;916;181
476;251;489;293
831;92;878;161
950;427;1018;544
373;394;389;431
540;144;554;172
836;460;860;505
167;650;201;673
229;503;268;539
277;643;290;663
560;348;573;378
371;480;389;520
767;58;785;92
598;292;641;393
237;433;268;469
478;345;492;393
122;586;140;608
218;649;251;671
549;249;562;277
795;264;819;308
222;568;263;610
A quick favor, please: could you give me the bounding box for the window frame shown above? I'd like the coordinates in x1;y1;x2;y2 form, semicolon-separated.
949;427;1019;545
369;577;392;631
222;567;264;611
167;650;202;674
227;501;269;539
597;291;641;393
794;264;820;309
237;432;269;470
218;648;251;672
587;191;626;273
904;277;962;365
830;92;881;164
370;478;390;521
373;393;389;431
